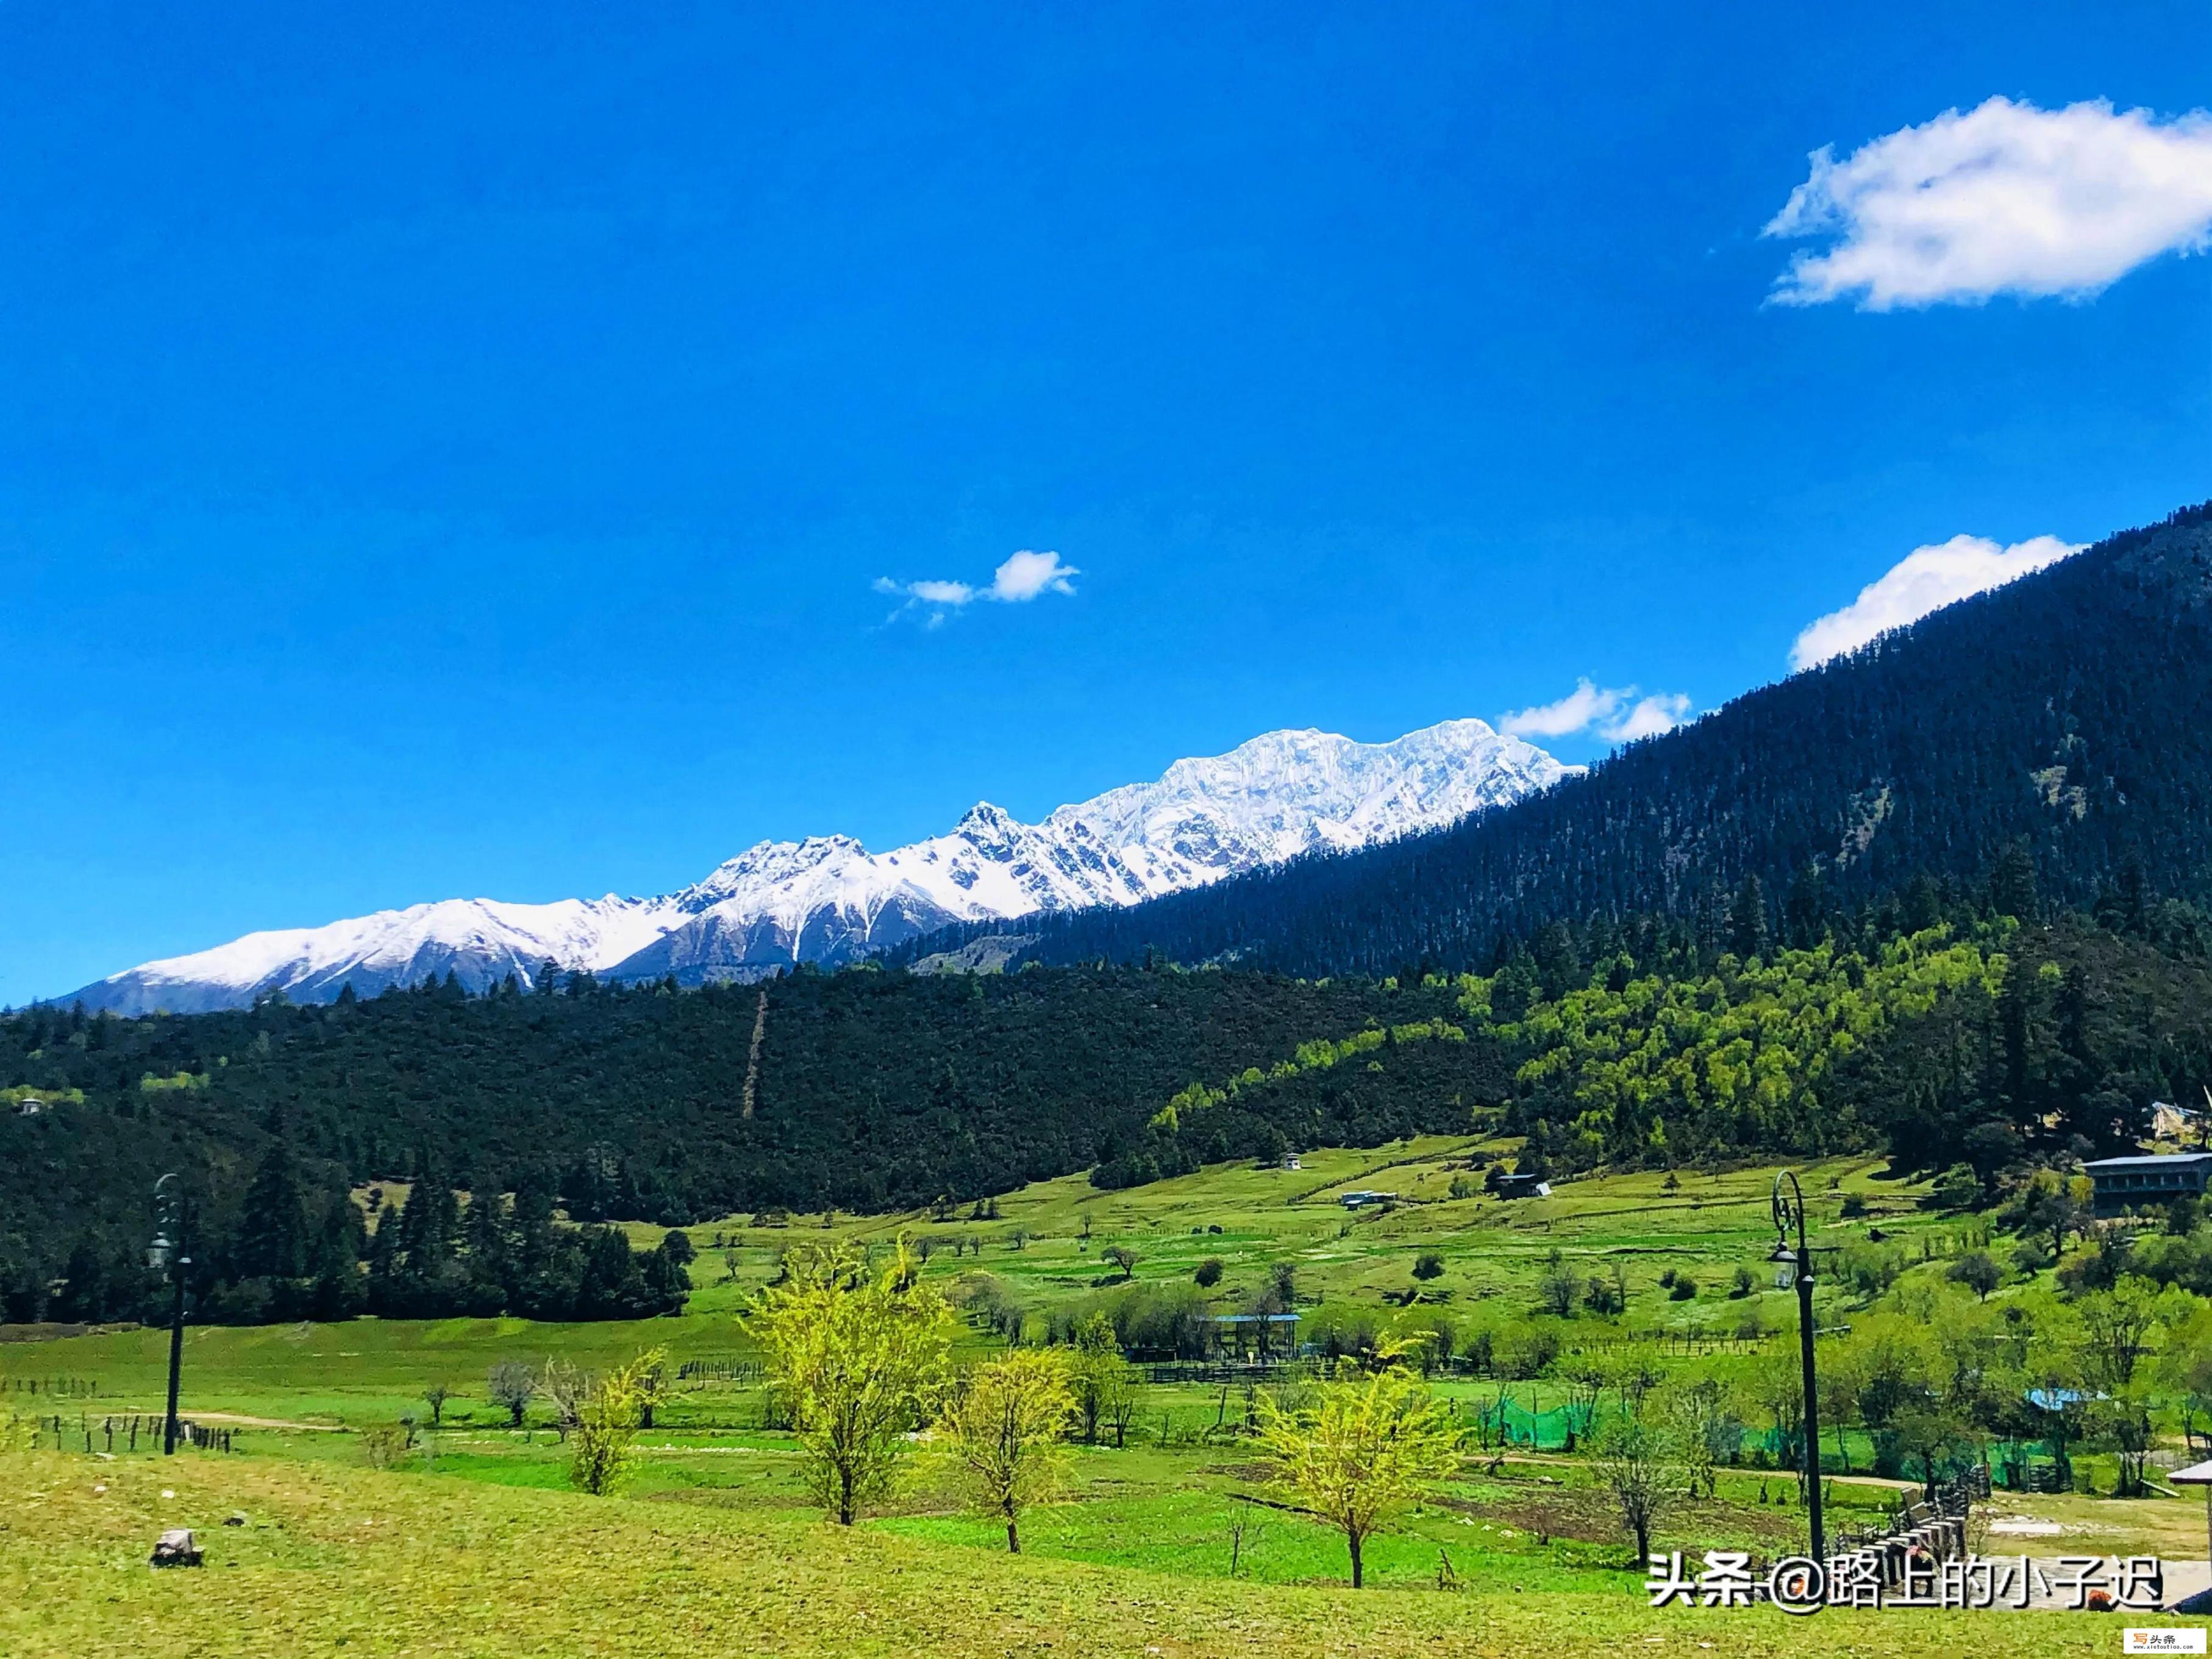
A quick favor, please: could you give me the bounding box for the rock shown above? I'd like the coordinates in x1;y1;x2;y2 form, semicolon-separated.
223;1513;246;1527
150;1529;202;1568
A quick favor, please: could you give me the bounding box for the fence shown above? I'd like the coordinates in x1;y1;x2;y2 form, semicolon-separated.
1561;1331;1777;1359
1994;1438;2071;1493
1;1377;99;1397
675;1358;763;1384
20;1413;239;1454
1139;1358;1346;1386
1830;1465;1992;1574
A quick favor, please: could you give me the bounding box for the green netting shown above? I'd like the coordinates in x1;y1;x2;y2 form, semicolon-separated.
1468;1395;1616;1450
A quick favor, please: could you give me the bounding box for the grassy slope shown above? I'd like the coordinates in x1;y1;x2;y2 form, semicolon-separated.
4;1152;2205;1656
0;1449;2171;1659
8;1147;1941;1424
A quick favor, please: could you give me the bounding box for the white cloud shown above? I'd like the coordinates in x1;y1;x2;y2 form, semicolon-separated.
876;549;1080;624
1499;679;1693;745
1499;679;1621;739
1764;96;2212;309
1606;693;1694;743
1789;533;2084;669
986;549;1079;602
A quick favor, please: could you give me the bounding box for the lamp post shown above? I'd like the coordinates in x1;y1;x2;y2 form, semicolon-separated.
148;1174;190;1455
1771;1169;1825;1564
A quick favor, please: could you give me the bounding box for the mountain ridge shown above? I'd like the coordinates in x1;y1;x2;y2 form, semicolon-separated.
59;717;1568;1014
908;502;2212;980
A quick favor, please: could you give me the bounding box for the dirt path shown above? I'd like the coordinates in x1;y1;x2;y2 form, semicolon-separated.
180;1411;347;1432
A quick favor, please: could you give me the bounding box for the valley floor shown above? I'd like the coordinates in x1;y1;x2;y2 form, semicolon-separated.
0;1447;2190;1659
5;1148;2208;1656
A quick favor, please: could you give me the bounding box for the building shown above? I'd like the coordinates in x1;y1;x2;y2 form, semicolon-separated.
1212;1312;1302;1361
1338;1190;1396;1210
2082;1152;2212;1218
1494;1172;1552;1200
1281;1155;1301;1171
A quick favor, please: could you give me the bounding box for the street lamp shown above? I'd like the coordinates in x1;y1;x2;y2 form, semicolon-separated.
1771;1169;1825;1564
149;1174;190;1455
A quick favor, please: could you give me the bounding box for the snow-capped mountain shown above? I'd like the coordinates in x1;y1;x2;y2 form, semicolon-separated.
62;718;1567;1013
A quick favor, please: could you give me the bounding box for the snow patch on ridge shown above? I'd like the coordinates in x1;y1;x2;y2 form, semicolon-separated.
62;718;1568;1011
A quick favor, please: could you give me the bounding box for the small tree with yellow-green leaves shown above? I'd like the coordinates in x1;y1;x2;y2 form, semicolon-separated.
1255;1360;1462;1588
746;1240;954;1524
937;1347;1076;1552
570;1347;666;1496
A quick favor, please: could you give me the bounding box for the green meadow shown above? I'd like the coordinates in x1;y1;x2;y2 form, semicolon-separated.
4;1144;2205;1655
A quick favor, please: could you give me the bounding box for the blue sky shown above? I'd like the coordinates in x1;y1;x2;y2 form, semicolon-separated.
3;1;2208;1002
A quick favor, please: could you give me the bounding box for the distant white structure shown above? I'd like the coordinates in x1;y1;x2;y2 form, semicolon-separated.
1282;1155;1301;1171
2152;1099;2206;1144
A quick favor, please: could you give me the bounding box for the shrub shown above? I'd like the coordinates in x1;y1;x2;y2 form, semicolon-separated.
570;1347;666;1496
1194;1258;1224;1288
1536;1249;1578;1317
1496;1321;1562;1379
1946;1250;2002;1301
1730;1266;1756;1299
1929;1163;1983;1211
1668;1274;1698;1302
487;1361;535;1428
1412;1253;1445;1282
359;1422;413;1469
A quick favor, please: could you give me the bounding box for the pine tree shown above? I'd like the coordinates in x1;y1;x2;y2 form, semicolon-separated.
1729;875;1769;962
232;1141;312;1280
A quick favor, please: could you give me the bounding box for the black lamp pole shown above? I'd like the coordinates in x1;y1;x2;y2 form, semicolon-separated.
1772;1170;1825;1564
151;1174;189;1455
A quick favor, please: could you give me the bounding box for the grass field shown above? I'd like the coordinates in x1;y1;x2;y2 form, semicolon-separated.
4;1147;2207;1656
3;1446;2193;1659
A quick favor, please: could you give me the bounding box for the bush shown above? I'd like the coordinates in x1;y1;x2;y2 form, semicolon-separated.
2010;1238;2054;1276
1946;1250;2002;1300
1496;1321;1563;1379
1729;1265;1755;1299
359;1421;415;1469
1929;1163;1983;1211
1412;1253;1445;1282
571;1347;665;1496
487;1361;536;1428
1668;1274;1698;1302
1194;1258;1224;1288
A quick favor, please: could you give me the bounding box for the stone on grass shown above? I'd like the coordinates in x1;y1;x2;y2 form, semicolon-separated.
150;1529;202;1568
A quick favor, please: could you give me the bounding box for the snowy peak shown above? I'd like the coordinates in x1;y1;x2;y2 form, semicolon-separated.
1050;719;1558;879
70;893;691;1018
61;717;1568;1011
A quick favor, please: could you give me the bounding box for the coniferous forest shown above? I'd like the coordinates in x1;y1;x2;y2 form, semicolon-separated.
4;504;2210;1328
910;504;2212;979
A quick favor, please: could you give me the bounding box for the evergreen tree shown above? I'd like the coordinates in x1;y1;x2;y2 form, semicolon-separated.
1729;875;1769;962
232;1141;313;1280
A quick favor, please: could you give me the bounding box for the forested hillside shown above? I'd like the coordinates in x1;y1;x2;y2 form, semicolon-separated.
8;504;2212;1332
7;865;2210;1329
0;968;1471;1318
908;504;2212;979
